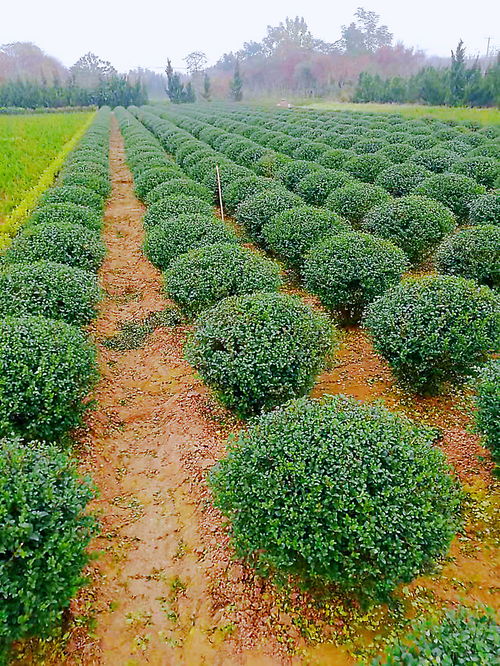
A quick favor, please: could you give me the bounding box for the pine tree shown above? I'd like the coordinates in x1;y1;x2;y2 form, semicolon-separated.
183;81;196;103
165;58;184;103
229;60;243;101
201;72;211;101
449;39;466;106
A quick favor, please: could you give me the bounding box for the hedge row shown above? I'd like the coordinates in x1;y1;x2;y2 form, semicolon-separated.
0;107;111;660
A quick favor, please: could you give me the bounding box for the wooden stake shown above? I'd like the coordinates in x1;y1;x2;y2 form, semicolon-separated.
216;164;224;222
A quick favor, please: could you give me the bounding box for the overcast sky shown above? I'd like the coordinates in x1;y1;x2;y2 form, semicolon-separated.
2;0;499;72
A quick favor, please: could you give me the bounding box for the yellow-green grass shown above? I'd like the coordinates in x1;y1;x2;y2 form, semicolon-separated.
303;101;500;126
0;112;92;222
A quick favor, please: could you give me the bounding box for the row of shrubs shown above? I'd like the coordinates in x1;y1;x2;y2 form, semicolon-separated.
121;108;500;661
0;108;111;661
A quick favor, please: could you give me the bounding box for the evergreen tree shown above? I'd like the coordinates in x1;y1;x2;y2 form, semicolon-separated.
229;60;243;101
165;58;185;103
183;81;196;103
201;72;211;101
449;39;467;106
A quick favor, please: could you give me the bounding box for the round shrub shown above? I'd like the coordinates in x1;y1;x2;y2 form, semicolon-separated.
143;195;213;229
435;225;500;289
475;360;499;471
223;176;278;215
262;206;349;268
374;607;499;666
61;171;110;198
318;148;355;169
410;147;458;173
29;202;102;231
144;178;212;206
326;182;392;224
186;292;334;417
293;142;328;161
164;243;282;314
143;214;238;270
353;137;386;154
417;173;486;219
134;166;183;200
377;143;416;164
236;189;303;242
0;316;98;439
303;232;408;324
375;162;431;196
451;156;499;188
362;195;456;263
4;222;105;273
209;395;461;600
63;160;109;182
0;439;97;659
345;153;392;183
469;193;500;226
275;160;323;191
39;185;104;214
0;261;101;326
296;170;354;205
365;275;500;393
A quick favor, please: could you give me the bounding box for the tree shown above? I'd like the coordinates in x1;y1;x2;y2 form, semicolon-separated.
263;16;314;56
229;60;243;101
184;51;208;76
165;58;185;103
200;72;211;101
70;52;117;89
183;81;196;103
338;7;393;54
449;39;466;105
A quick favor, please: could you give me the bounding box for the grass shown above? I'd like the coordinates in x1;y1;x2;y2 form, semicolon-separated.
301;101;500;126
0;112;92;222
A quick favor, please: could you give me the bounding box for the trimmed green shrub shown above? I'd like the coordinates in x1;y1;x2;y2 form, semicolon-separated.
186;292;334;417
134;166;184;200
377;143;416;164
344;153;392;183
475;360;499;471
417;174;486;219
275;160;323;191
143;214;238;270
326;182;392;224
318;148;356;170
362;196;456;263
61;172;110;198
0;439;97;660
164;243;282;314
303;232;408;324
435;225;500;289
353;137;385;154
296;170;354;205
410;147;458;173
365;275;500;393
143;195;213;229
374;607;499;665
29;202;102;231
4;223;105;273
144;178;212;206
451;156;499;188
222;176;278;214
0;261;101;326
0;316;98;439
375;162;431;196
210;395;461;601
293;142;328;161
236;189;303;242
39;185;104;213
262;206;349;268
469;193;500;226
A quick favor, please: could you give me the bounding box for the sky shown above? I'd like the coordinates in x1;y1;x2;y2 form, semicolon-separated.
1;0;499;73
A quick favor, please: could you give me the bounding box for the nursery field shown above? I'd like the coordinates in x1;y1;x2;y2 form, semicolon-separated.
1;102;499;665
0;111;92;221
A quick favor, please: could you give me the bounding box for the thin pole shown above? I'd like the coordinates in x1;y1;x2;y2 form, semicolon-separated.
216;164;224;222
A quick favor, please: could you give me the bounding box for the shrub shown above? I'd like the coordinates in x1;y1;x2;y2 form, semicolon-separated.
4;223;105;273
345;153;392;183
416;174;486;219
293;142;328;161
262;206;349;268
0;316;98;440
410;147;458;173
143;195;213;229
296;170;354;205
144;178;212;206
362;196;456;263
318;148;356;169
39;185;104;213
61;172;110;198
353;137;385;154
29;202;102;231
0;439;97;660
235;189;303;242
0;261;101;326
186;292;334;417
374;607;499;665
326;182;392;224
164;243;282;314
303;232;408;324
451;156;499;188
365;275;500;393
222;176;278;214
475;360;499;471
143;214;238;270
209;395;461;601
435;226;499;289
133;166;183;200
375;162;431;196
377;143;416;164
275;160;323;191
469;193;500;226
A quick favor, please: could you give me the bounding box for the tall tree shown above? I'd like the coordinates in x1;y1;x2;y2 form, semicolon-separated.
165;58;185;103
229;60;243;101
183;81;196;103
339;7;393;54
263;16;314;56
200;72;211;101
70;52;117;88
184;51;208;76
449;39;466;105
